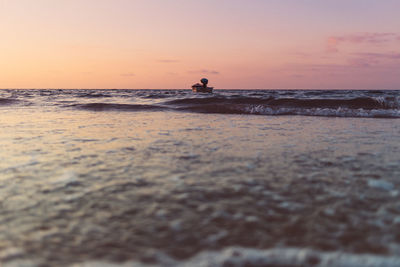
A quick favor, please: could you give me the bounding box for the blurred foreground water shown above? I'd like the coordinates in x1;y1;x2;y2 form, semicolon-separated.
0;90;399;266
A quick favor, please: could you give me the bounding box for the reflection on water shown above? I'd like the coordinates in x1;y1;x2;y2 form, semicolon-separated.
0;102;400;266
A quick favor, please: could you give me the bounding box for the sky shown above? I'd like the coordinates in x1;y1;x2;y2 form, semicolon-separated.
1;0;400;89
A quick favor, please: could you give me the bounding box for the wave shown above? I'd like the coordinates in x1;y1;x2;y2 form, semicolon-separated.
67;95;400;118
0;98;18;105
167;96;400;118
71;103;168;111
242;106;400;118
76;93;112;98
167;96;398;109
165;96;275;105
143;94;176;99
174;105;399;118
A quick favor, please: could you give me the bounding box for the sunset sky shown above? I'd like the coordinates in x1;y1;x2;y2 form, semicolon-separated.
1;0;400;89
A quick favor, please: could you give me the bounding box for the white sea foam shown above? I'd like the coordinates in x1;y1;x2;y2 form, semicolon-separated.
368;179;395;191
51;170;80;187
245;105;400;118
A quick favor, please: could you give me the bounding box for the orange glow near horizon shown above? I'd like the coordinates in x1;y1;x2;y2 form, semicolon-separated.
1;0;400;89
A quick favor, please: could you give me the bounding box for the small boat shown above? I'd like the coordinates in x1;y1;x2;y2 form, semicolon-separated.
192;78;213;93
192;83;213;93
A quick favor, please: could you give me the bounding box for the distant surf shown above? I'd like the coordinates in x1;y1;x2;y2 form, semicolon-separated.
163;95;400;118
72;103;168;112
0;97;18;105
0;89;399;118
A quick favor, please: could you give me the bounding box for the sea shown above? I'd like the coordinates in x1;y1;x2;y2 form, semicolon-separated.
0;89;399;267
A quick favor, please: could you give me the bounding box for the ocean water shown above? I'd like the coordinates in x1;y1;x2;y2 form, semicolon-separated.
0;89;399;266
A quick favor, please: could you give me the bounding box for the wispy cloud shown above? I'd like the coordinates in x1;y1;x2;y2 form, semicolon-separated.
347;58;377;68
353;52;400;60
298;64;354;72
280;54;400;77
157;59;180;63
279;63;372;76
348;52;400;67
326;33;400;53
188;69;220;75
120;73;135;77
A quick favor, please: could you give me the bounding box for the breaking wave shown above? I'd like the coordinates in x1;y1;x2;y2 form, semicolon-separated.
0;98;18;105
71;103;169;112
67;95;400;118
76;93;113;98
167;96;399;109
167;96;400;118
50;90;400;118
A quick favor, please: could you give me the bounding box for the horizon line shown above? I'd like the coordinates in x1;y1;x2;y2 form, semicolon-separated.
1;88;399;90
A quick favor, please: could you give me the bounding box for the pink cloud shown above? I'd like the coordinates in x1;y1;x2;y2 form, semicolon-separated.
347;58;376;68
326;33;400;53
353;52;400;60
346;52;400;68
280;64;357;74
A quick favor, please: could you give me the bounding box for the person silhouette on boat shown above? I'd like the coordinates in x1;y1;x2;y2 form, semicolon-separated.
201;78;208;89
